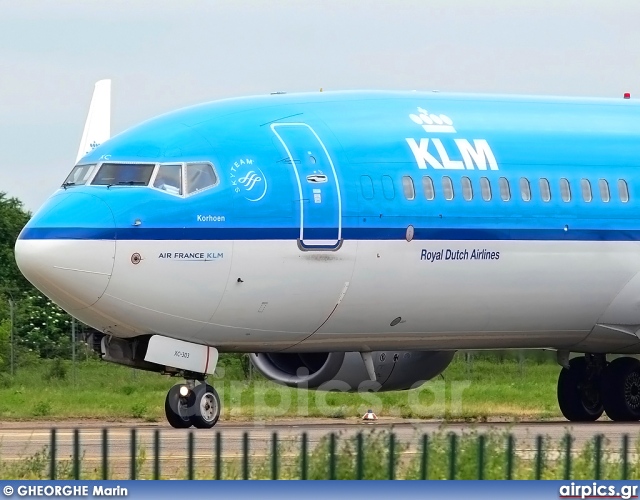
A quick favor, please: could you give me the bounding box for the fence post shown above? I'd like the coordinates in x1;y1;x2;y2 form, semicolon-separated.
478;434;485;480
8;298;14;376
215;432;222;480
188;431;194;480
271;432;278;480
300;433;308;480
50;428;56;480
420;434;428;480
242;432;249;480
102;428;108;480
130;429;137;480
594;434;602;480
564;433;572;480
448;433;457;480
154;429;160;480
329;433;336;480
506;434;514;480
73;429;80;480
356;433;364;480
388;433;395;480
621;434;629;480
71;318;76;385
535;435;543;480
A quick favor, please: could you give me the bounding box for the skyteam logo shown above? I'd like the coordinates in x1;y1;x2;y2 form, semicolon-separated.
229;158;268;202
406;106;499;171
239;171;262;191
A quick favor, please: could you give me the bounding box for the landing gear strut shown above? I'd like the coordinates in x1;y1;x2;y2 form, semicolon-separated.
557;354;640;422
165;376;221;429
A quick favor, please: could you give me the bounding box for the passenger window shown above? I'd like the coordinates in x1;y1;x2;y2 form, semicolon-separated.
519;178;531;202
63;164;96;186
499;177;511;201
461;177;473;201
186;163;217;195
92;163;155;186
598;179;610;202
382;175;395;200
442;176;454;200
480;177;491;201
402;176;415;200
581;179;592;202
560;178;571;202
360;175;374;200
153;164;183;195
422;176;435;200
618;179;629;203
539;178;551;202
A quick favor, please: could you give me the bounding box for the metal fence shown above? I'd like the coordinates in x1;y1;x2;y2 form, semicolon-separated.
36;428;635;480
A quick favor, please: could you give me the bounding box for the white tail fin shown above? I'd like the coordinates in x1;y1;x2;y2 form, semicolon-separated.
75;79;111;163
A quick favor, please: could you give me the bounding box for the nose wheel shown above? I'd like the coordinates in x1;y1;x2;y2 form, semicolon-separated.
165;381;221;429
164;384;193;428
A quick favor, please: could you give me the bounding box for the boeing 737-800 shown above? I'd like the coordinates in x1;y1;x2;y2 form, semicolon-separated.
14;81;640;427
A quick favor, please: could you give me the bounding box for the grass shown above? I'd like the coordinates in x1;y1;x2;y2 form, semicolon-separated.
0;353;561;421
2;429;640;479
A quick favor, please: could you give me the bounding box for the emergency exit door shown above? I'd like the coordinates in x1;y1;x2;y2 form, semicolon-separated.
271;123;342;250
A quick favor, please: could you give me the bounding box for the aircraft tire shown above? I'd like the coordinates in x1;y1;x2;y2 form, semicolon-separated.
165;384;193;429
557;357;603;422
189;383;221;429
602;357;640;422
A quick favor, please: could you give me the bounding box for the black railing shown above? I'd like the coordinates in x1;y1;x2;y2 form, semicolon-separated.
1;428;635;480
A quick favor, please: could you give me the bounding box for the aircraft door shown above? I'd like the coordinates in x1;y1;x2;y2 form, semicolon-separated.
271;123;342;250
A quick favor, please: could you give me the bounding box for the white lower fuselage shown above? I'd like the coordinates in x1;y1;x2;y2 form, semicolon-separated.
16;237;640;354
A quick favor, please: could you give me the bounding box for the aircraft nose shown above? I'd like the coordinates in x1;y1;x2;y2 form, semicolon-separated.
15;192;116;311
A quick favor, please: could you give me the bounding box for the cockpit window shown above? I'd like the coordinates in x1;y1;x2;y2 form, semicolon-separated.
153;164;182;195
91;163;155;186
62;164;96;187
186;163;217;195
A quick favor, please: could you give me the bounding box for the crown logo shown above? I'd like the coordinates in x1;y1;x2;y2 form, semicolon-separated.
89;141;101;150
409;107;456;133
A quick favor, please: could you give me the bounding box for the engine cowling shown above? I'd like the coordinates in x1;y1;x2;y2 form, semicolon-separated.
249;351;454;391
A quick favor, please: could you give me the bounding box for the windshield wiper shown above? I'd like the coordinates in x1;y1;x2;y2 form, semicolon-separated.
118;181;147;186
61;182;76;190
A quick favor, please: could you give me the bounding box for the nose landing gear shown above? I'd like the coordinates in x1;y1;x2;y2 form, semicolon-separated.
165;377;221;429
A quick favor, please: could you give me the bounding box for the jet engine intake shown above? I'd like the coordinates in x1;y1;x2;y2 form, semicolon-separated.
249;350;454;391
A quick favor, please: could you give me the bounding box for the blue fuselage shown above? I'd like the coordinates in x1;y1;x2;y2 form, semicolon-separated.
16;91;640;354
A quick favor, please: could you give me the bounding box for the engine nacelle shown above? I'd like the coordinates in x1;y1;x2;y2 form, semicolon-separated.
249;350;454;391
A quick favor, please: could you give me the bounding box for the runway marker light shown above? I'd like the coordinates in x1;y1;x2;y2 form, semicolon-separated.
624;92;631;99
179;385;189;397
362;409;378;421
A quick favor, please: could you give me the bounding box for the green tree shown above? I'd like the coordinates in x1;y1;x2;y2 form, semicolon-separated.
17;292;71;359
0;192;30;296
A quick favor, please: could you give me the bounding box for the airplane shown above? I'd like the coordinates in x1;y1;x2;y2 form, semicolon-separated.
14;80;640;427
